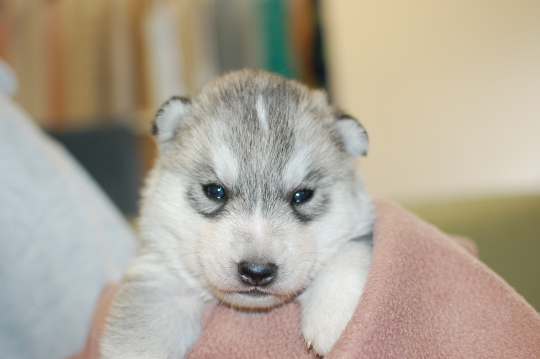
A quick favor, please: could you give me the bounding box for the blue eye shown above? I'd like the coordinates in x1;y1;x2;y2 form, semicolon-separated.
205;185;227;201
292;189;313;204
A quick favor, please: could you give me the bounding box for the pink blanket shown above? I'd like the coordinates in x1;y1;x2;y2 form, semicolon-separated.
186;199;540;358
75;199;540;358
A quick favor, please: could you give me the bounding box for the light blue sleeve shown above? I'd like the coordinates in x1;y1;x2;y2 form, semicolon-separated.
0;60;136;359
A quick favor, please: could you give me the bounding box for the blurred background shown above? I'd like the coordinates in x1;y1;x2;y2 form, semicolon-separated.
1;0;538;309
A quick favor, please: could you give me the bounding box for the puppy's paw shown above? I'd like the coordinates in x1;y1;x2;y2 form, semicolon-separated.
298;240;372;357
300;298;353;357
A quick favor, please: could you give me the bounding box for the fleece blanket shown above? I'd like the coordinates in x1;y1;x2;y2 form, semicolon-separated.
77;199;540;358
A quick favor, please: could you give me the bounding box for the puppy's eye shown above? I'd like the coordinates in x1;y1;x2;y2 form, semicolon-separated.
204;185;227;201
292;189;313;204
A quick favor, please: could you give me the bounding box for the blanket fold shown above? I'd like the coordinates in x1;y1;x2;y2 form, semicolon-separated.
186;199;540;359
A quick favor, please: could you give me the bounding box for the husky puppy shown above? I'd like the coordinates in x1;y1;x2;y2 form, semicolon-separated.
101;69;374;358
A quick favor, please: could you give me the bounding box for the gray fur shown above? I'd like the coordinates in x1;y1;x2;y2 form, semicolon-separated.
101;69;374;358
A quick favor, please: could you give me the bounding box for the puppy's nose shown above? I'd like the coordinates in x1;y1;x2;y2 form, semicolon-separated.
238;261;277;286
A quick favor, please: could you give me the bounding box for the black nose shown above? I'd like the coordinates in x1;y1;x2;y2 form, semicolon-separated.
238;262;278;286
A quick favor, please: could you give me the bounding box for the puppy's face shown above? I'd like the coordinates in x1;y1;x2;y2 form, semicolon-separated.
141;70;372;310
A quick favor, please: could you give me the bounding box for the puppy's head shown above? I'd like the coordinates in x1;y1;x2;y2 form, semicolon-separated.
140;70;373;310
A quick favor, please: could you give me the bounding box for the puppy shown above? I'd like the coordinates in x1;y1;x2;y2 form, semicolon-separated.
101;69;374;358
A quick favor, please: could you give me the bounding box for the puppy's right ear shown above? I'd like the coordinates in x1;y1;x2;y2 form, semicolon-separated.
333;112;369;157
152;96;191;142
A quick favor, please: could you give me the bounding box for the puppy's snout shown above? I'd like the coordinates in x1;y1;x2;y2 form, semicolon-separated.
238;261;277;286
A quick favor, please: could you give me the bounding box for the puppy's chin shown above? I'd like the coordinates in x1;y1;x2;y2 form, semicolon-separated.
215;290;291;311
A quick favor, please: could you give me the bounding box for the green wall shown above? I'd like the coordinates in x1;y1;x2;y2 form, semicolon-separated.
406;195;540;312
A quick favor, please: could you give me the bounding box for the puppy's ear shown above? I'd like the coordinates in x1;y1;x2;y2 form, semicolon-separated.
333;112;369;157
152;96;191;142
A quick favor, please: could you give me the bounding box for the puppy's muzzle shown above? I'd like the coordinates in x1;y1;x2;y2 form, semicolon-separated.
238;262;278;286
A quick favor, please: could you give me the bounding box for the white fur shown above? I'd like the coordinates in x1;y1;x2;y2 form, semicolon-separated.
210;142;239;187
282;144;311;190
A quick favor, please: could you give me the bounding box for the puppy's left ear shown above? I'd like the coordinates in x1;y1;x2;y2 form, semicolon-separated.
152;96;191;142
333;112;369;157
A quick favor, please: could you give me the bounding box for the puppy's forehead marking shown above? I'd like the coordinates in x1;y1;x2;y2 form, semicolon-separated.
256;95;268;132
